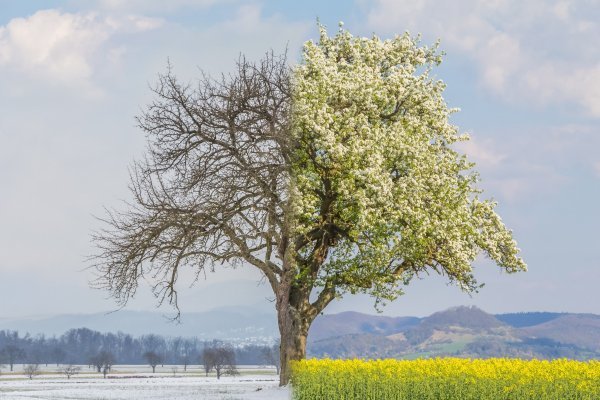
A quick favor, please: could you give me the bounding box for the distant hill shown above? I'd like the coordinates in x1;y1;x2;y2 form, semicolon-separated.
403;305;507;345
308;311;419;342
309;333;408;358
0;306;278;343
496;312;565;327
423;306;506;330
520;314;600;352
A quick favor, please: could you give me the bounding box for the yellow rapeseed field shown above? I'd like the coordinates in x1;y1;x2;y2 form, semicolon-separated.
291;358;600;399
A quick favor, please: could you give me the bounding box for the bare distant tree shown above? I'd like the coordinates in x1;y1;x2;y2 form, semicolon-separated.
89;355;101;373
51;348;67;367
181;353;191;372
0;363;5;375
180;338;198;372
202;344;237;379
0;345;25;372
168;337;182;366
143;351;162;373
141;334;166;367
216;346;238;379
60;364;81;379
201;347;214;377
90;351;115;378
23;364;40;380
140;334;165;352
171;366;178;376
262;344;280;375
102;362;110;378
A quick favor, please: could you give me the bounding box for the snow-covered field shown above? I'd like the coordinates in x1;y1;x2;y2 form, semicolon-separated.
0;366;290;400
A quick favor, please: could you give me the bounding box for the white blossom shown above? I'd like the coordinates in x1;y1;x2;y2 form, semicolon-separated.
291;25;526;301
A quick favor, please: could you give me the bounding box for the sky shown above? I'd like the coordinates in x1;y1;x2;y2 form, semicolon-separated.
0;0;599;321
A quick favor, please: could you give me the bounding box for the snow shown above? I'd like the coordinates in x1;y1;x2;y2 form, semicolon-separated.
0;366;290;400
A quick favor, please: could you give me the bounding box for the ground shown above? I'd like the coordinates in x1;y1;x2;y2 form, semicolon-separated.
0;365;289;400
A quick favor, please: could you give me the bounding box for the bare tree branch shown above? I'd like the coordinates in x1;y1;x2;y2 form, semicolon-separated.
92;52;292;310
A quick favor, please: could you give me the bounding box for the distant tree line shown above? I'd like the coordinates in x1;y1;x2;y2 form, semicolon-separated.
0;329;278;370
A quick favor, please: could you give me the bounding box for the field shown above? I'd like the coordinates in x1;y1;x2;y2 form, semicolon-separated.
291;358;600;400
0;365;288;400
6;358;600;399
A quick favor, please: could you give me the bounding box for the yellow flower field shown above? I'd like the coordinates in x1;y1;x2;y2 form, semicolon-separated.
291;358;600;399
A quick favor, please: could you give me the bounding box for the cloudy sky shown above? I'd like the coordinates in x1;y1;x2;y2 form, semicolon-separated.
1;0;599;320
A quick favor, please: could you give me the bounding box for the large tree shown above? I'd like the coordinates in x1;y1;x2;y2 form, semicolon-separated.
92;26;525;385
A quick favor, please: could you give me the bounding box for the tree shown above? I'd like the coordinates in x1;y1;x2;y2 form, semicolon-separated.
201;347;215;377
0;345;25;372
51;347;67;367
92;25;526;385
262;344;280;375
143;351;162;373
202;344;237;379
89;355;102;373
23;364;40;380
180;338;198;372
90;350;115;378
60;364;81;379
0;363;5;375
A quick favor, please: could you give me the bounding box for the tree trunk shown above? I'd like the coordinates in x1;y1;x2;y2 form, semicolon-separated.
275;233;333;386
277;294;313;386
278;318;308;386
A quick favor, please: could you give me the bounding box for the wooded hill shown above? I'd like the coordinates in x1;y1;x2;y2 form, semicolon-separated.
307;306;600;360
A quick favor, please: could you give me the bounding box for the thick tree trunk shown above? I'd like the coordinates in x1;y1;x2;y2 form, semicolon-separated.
277;305;310;386
275;231;334;386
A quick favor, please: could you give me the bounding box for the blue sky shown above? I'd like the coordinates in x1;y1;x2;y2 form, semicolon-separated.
0;0;599;319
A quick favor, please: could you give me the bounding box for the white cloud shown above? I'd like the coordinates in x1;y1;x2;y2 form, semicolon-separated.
97;0;220;13
224;4;263;32
455;137;507;168
552;0;571;20
479;33;521;93
217;3;310;38
366;0;600;117
489;177;529;203
164;3;311;77
0;9;162;91
460;123;600;203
